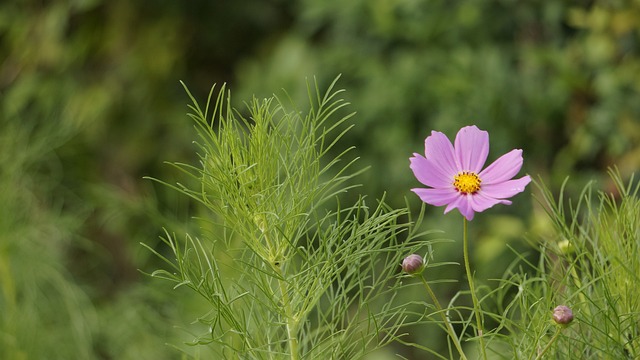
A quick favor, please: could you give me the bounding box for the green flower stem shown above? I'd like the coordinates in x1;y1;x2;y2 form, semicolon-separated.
274;262;299;360
419;274;468;360
266;228;299;360
569;264;591;318
462;217;487;360
533;327;561;360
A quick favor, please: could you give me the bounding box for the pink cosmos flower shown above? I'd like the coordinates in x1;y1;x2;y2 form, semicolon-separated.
410;125;531;221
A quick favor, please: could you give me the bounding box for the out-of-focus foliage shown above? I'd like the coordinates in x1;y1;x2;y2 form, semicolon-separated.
1;0;639;358
1;0;218;358
236;0;640;201
0;121;95;358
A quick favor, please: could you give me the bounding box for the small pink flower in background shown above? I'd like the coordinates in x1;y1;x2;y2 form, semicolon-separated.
410;125;531;221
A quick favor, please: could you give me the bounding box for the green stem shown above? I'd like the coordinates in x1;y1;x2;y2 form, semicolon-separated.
265;229;298;360
462;217;487;360
419;275;468;360
534;327;561;360
275;263;299;360
569;263;591;318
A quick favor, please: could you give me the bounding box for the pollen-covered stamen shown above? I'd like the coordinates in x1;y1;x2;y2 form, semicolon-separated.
453;171;482;194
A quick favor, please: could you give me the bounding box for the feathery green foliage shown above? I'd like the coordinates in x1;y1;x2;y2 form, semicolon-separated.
486;170;640;359
145;78;440;359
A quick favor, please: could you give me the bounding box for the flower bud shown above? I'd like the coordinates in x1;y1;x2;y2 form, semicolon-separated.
402;254;424;275
552;305;574;326
558;239;575;255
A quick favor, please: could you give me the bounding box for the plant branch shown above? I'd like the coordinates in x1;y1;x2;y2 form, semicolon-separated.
419;274;468;360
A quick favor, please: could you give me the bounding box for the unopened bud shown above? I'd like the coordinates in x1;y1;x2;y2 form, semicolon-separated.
552;305;574;326
402;254;424;275
558;239;575;255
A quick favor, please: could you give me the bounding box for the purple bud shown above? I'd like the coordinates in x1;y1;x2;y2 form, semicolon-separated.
552;305;574;326
402;254;424;275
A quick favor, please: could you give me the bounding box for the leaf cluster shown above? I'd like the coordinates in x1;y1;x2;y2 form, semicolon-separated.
487;170;640;359
145;78;439;359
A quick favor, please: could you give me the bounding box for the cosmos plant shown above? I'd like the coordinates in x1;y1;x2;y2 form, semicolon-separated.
408;125;531;359
146;79;638;360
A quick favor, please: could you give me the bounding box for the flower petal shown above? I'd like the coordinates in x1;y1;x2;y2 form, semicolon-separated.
457;196;475;221
425;131;458;177
410;153;454;188
444;195;475;221
479;149;524;185
454;125;489;173
481;176;531;199
412;187;459;206
469;191;512;212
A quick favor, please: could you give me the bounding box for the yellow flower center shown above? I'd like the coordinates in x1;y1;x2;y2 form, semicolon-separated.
453;171;481;194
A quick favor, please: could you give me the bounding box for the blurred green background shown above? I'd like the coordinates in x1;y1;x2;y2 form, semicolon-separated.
1;0;639;359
